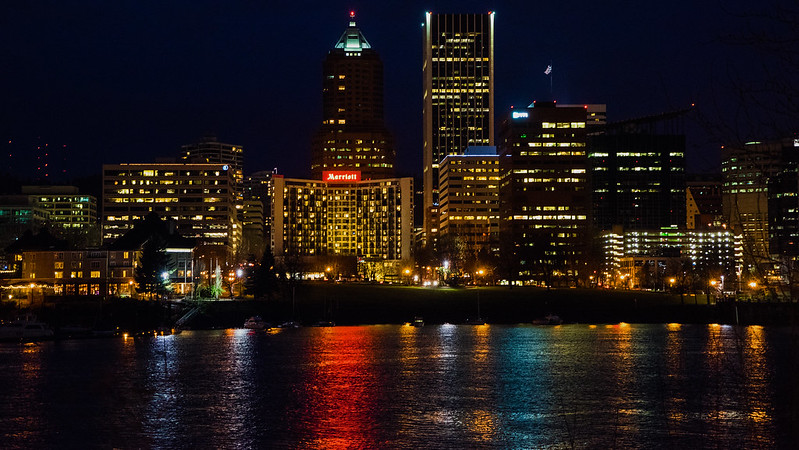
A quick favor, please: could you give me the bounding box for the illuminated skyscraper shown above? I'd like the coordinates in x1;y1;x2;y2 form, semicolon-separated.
498;102;589;285
311;13;395;180
423;12;495;243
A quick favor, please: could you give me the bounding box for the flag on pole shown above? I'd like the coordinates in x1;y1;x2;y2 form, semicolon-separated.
544;64;552;75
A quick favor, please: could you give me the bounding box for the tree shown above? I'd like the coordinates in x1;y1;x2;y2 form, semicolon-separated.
135;236;174;299
253;247;280;300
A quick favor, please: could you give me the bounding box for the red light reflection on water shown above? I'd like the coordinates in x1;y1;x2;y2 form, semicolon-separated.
294;326;378;448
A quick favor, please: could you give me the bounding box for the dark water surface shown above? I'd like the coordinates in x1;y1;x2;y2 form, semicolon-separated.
1;324;798;449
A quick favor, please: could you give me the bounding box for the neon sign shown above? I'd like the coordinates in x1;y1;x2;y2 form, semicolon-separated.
512;111;529;119
323;171;361;183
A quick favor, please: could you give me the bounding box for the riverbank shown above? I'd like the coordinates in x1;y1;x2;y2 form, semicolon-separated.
4;283;798;331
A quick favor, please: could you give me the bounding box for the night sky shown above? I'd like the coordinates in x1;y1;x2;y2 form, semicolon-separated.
0;0;783;183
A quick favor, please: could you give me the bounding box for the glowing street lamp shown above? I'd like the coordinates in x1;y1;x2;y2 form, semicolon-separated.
236;268;244;298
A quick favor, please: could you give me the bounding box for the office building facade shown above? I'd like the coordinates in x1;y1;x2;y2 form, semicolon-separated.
497;102;589;285
423;12;495;242
589;112;687;231
101;163;239;255
438;146;500;257
721;139;787;268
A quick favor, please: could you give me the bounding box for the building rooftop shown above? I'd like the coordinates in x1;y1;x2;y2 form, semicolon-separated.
334;14;371;52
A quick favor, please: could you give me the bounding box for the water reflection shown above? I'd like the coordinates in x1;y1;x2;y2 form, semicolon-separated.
742;326;772;432
294;326;379;448
0;324;790;448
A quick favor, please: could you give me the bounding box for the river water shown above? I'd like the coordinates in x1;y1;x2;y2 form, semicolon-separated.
1;324;797;449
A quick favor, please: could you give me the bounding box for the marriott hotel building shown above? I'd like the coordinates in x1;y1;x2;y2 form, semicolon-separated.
271;172;413;263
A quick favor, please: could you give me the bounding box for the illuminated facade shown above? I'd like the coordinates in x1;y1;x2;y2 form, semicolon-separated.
721;139;787;268
600;227;742;289
588;112;687;232
101;163;239;254
438;146;500;256
498;102;589;284
0;186;97;246
15;217;196;298
311;14;395;180
180;135;244;193
21;186;97;231
423;12;495;242
271;176;413;261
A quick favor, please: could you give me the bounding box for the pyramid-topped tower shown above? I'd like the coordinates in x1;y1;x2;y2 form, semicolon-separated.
311;12;395;180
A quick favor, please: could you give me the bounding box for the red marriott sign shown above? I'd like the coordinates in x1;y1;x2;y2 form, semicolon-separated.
323;171;361;183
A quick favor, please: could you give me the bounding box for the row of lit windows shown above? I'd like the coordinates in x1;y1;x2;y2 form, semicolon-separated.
446;215;492;221
514;169;585;174
431;57;488;62
527;142;586;147
512;215;587;220
522;178;584;183
107;171;227;178
542;122;586;128
110;179;226;186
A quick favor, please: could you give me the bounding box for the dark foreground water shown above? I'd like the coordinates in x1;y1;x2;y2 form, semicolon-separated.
1;324;798;449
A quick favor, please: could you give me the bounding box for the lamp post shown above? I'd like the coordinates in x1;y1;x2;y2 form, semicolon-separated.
236;268;244;298
709;280;718;305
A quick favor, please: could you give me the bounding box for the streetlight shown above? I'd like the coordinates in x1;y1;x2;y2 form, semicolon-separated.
236;268;244;298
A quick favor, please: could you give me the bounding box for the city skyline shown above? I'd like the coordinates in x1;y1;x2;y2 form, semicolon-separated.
0;0;786;182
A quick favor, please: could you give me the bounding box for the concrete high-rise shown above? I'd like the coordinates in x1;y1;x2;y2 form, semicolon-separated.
497;102;589;285
422;12;495;243
311;13;395;181
438;147;500;258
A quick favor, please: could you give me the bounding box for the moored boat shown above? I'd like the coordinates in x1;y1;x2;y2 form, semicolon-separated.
0;314;54;341
532;314;563;325
243;316;270;330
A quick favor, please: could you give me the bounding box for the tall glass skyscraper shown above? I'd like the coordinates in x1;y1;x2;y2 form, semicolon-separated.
423;12;495;243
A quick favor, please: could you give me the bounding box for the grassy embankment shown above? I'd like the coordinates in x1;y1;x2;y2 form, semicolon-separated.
5;283;792;330
190;283;723;327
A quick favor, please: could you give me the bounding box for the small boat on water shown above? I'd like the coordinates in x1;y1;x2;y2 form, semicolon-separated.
532;314;563;325
278;321;301;329
315;320;335;327
411;317;424;327
243;316;270;330
0;314;54;341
